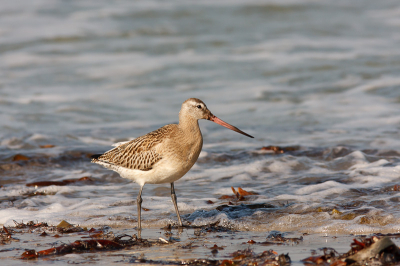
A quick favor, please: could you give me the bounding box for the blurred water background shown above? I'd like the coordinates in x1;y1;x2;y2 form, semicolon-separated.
1;0;400;238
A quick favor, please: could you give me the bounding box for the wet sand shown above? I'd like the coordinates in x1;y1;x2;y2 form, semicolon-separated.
2;221;400;265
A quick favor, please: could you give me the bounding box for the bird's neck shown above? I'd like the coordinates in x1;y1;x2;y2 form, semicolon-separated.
178;115;203;165
179;115;202;138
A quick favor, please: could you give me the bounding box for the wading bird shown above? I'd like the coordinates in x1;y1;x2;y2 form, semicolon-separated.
91;98;253;235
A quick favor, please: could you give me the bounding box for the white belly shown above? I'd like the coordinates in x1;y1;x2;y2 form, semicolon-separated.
115;157;192;186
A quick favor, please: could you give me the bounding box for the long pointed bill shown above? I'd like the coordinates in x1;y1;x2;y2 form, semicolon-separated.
209;115;254;138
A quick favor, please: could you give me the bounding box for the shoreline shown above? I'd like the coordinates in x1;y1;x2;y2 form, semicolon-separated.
2;221;400;265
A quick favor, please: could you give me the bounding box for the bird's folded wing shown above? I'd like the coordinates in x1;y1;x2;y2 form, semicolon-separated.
92;125;175;171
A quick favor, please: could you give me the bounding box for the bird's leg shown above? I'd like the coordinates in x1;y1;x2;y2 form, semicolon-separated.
137;186;143;237
170;182;183;227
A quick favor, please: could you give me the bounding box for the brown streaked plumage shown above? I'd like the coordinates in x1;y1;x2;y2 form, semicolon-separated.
91;98;253;235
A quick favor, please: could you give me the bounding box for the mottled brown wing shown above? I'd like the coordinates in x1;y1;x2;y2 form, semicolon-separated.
93;125;175;171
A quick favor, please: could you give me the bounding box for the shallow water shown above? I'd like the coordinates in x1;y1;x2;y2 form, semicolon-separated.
1;0;400;264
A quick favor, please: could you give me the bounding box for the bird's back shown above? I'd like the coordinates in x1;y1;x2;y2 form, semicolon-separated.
92;124;177;171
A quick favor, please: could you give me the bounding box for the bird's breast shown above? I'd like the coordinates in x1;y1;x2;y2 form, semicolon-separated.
163;133;202;168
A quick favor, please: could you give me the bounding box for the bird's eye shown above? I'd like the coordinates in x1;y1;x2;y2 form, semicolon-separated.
196;105;202;109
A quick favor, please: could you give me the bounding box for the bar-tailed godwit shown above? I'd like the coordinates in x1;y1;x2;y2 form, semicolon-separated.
91;98;253;233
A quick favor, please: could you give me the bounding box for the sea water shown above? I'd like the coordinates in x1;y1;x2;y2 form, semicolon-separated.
1;0;400;263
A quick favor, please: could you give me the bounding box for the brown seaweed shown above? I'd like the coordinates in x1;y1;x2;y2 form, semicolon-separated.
219;187;259;202
21;239;124;259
